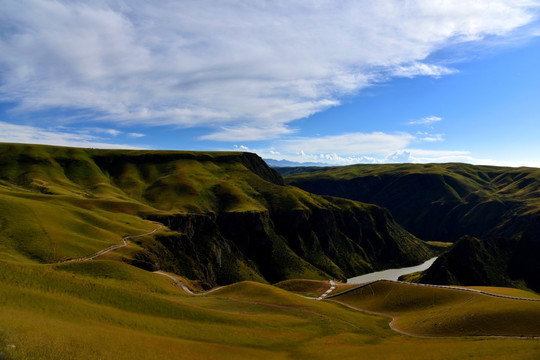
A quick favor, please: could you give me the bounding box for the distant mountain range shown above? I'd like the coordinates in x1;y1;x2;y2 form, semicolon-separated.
263;158;329;167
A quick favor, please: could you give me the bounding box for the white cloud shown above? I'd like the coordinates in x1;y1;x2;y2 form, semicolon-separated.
202;124;296;141
280;132;415;155
416;131;444;142
0;121;143;149
79;128;122;136
0;1;538;140
385;149;472;163
391;63;457;78
128;132;145;138
409;116;443;125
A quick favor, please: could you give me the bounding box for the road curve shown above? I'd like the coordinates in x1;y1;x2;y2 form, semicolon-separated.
325;279;540;302
317;280;336;300
153;271;223;295
329;298;540;340
64;225;163;262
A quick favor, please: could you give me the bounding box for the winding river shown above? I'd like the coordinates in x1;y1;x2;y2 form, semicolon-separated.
347;257;438;284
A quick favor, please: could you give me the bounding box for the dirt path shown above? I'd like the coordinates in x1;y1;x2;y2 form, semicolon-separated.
329;298;540;340
153;271;223;295
64;225;163;262
317;279;336;300
327;279;540;302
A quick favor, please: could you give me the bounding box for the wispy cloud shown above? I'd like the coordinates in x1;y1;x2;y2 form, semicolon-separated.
416;131;444;142
128;133;146;138
201;125;296;142
0;121;144;149
1;1;538;140
391;63;457;78
233;145;250;151
280;132;415;156
409;116;443;125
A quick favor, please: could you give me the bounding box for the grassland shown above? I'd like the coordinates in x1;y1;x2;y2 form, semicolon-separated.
466;286;540;300
0;143;435;285
274;279;358;298
331;280;540;338
1;144;539;358
1;258;539;359
281;162;540;291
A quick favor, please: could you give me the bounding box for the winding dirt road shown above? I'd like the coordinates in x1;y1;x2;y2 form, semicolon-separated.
59;223;540;341
326;279;540;302
317;279;336;300
153;271;223;295
65;224;163;262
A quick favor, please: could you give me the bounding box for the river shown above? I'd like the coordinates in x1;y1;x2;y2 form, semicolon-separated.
347;257;438;284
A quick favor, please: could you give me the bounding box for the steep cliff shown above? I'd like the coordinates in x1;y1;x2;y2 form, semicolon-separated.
281;163;540;291
0;143;433;286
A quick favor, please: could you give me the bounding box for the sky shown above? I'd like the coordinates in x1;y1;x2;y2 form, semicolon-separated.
1;0;540;166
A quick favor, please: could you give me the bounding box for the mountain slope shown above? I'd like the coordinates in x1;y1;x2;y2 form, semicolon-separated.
281;163;540;291
0;143;433;286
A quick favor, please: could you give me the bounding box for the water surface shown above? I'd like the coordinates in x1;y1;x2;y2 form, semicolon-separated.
347;257;438;284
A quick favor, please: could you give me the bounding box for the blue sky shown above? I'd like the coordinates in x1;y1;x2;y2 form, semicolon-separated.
1;1;540;166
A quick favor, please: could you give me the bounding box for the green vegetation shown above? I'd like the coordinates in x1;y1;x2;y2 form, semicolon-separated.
1;261;539;359
274;279;358;298
466;286;540;299
2;144;539;358
273;279;331;297
0;143;434;285
332;280;540;338
281;162;540;291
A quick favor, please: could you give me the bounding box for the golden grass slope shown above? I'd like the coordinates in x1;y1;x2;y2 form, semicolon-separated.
331;280;540;338
274;279;358;298
1;261;540;359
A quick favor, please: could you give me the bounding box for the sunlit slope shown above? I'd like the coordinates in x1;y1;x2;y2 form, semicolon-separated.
1;261;539;359
0;143;434;285
466;286;540;299
331;280;540;337
0;187;157;263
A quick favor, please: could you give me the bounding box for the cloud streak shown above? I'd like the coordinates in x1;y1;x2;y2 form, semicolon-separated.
409;116;443;125
0;122;144;149
1;1;538;140
280;132;415;155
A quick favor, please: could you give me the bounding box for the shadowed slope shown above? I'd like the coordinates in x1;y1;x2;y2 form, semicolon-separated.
282;163;540;291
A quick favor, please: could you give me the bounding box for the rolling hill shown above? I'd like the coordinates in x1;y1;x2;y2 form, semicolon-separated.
1;259;539;359
329;280;540;338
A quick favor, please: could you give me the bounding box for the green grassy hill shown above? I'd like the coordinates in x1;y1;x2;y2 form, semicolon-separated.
330;280;540;338
281;163;540;291
1;261;539;359
0;143;435;286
